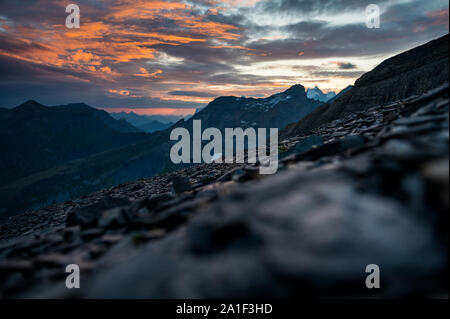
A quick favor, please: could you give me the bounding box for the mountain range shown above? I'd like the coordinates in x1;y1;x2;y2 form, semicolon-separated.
0;34;448;219
109;111;178;133
0;101;148;187
178;84;322;132
0;84;323;218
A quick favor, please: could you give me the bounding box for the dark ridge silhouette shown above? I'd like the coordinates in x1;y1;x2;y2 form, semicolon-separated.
281;34;449;138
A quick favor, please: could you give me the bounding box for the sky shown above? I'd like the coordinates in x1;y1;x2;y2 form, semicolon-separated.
0;0;448;116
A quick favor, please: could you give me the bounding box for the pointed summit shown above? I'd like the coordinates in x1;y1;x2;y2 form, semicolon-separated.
283;84;306;96
18;100;44;108
306;86;336;102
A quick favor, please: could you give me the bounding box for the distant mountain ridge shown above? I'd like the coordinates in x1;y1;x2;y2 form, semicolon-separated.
110;111;180;124
109;111;178;133
137;120;173;133
0;100;147;187
0;84;324;218
178;84;322;132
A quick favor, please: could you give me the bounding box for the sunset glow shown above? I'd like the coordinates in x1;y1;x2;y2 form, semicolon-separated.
0;0;448;114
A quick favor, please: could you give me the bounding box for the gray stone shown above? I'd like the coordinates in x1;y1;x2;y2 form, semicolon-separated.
85;169;446;298
66;196;131;228
80;228;104;241
231;168;248;182
339;135;366;152
98;208;129;229
171;176;192;194
394;114;448;126
279;135;324;160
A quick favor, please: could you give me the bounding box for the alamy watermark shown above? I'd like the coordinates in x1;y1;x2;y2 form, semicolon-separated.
170;120;279;174
365;264;380;289
65;264;80;289
366;4;380;28
66;4;80;29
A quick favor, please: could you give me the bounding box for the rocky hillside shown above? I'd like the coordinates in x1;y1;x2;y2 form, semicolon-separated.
0;83;447;298
282;34;449;138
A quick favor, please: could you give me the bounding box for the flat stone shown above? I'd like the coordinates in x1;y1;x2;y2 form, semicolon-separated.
0;259;34;272
217;167;240;182
171;176;192;194
132;229;167;246
101;234;124;245
279;135;324;160
66;196;131;228
98;207;129;229
80;228;105;241
34;253;70;267
339;135;366;151
231;168;249;183
394;114;448;126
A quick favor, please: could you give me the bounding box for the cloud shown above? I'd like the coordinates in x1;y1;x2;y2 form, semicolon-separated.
134;68;163;78
0;0;448;110
254;0;392;15
168;90;217;97
330;61;357;69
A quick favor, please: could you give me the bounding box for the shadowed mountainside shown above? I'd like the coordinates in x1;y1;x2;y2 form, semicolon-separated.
282;34;449;138
0;100;146;187
137;120;173;133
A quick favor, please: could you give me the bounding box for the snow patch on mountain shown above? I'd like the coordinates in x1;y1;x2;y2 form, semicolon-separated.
306;86;336;102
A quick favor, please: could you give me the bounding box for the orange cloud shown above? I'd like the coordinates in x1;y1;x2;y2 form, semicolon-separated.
108;89;131;96
427;8;449;27
135;68;163;78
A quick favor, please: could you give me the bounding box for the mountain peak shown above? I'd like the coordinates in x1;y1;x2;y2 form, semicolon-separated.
283;84;306;95
65;103;93;110
306;86;336;102
287;84;305;90
18;100;45;108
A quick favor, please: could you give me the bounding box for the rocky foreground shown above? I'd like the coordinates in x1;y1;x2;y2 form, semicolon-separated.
0;84;448;298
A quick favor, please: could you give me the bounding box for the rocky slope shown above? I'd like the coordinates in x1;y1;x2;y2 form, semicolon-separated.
0;83;447;298
282;34;449;138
